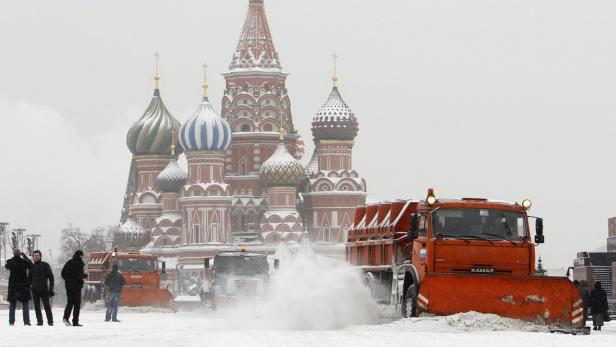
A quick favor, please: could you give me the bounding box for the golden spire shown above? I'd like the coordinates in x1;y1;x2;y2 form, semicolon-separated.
202;63;209;98
279;107;285;141
170;124;176;156
154;51;161;89
331;52;339;87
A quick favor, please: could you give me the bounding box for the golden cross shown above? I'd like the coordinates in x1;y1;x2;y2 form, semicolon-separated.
332;52;339;86
154;51;160;88
202;63;209;97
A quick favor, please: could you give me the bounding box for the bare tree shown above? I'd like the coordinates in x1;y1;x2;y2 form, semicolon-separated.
59;224;120;263
83;226;114;255
59;223;86;261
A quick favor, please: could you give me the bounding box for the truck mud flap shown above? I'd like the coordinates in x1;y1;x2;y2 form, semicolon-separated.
120;288;174;308
417;273;584;327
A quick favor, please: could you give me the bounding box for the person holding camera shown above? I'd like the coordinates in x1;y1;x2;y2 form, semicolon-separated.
4;248;33;326
29;250;55;326
61;250;88;327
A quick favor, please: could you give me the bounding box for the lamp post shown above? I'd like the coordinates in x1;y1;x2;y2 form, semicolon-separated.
12;228;25;252
25;234;41;255
0;222;8;263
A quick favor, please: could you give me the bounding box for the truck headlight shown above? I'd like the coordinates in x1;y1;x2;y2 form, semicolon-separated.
522;199;532;210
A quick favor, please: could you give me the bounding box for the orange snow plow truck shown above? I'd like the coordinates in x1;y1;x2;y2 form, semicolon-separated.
84;251;173;308
347;189;585;330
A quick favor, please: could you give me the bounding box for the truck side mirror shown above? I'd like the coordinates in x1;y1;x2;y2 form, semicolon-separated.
274;259;280;270
534;218;544;244
204;258;210;269
408;214;418;240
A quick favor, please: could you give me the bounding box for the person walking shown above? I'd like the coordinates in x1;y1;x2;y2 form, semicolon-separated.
104;264;125;322
29;250;55;326
61;250;88;327
4;248;33;326
589;281;609;331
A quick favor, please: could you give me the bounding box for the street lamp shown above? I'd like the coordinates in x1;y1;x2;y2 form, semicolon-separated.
12;228;25;252
0;222;8;263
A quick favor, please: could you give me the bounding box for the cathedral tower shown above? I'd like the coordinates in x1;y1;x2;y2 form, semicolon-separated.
222;0;303;233
259;125;305;243
303;59;367;243
123;53;182;231
178;67;233;246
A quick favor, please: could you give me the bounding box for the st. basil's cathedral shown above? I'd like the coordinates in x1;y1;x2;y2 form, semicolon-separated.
118;0;367;265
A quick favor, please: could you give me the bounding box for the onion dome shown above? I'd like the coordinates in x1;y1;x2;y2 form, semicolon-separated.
260;134;305;187
114;215;150;250
156;150;187;193
305;150;318;178
179;66;232;152
127;54;182;155
311;86;358;142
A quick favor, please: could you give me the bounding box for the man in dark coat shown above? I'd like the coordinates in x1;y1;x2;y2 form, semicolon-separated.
29;250;55;326
589;281;609;331
104;264;125;322
61;250;88;327
4;248;33;326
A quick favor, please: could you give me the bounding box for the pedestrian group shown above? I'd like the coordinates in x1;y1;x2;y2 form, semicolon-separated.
4;249;125;326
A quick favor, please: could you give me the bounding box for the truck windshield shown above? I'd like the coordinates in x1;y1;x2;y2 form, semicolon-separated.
432;209;527;242
115;258;155;272
214;255;269;276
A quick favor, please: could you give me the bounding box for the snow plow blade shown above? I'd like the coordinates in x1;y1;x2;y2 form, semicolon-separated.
120;288;174;308
416;273;584;327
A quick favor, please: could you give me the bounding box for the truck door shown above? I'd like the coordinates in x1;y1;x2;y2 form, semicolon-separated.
411;214;428;280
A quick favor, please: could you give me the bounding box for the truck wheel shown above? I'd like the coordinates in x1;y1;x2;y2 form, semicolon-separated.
401;284;417;318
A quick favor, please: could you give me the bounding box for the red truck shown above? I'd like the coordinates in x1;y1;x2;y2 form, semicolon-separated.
347;189;585;330
85;251;173;308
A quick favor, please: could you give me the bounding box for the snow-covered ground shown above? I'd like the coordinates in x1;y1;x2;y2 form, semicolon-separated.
0;308;614;347
2;250;614;346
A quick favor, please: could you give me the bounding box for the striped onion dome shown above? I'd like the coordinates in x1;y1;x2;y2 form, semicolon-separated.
127;88;182;155
157;156;187;192
179;96;232;152
260;140;305;187
312;86;358;141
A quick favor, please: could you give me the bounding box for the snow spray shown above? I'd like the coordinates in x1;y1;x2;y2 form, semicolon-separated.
218;240;380;330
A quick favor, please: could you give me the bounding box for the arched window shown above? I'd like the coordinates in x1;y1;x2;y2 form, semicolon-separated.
232;210;244;232
241;124;251;132
192;224;200;244
323;227;331;242
263;124;273;132
239;158;247;175
246;210;257;231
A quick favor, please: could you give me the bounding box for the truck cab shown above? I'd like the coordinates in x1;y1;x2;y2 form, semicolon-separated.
207;250;271;300
408;197;539;281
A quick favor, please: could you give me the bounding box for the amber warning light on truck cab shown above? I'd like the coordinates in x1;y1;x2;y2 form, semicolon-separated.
426;188;436;205
522;199;532;210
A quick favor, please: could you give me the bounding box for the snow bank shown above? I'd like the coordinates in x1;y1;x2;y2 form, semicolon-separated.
444;312;549;332
367;311;549;333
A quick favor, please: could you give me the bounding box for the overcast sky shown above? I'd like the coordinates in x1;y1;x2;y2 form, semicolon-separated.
1;0;615;269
